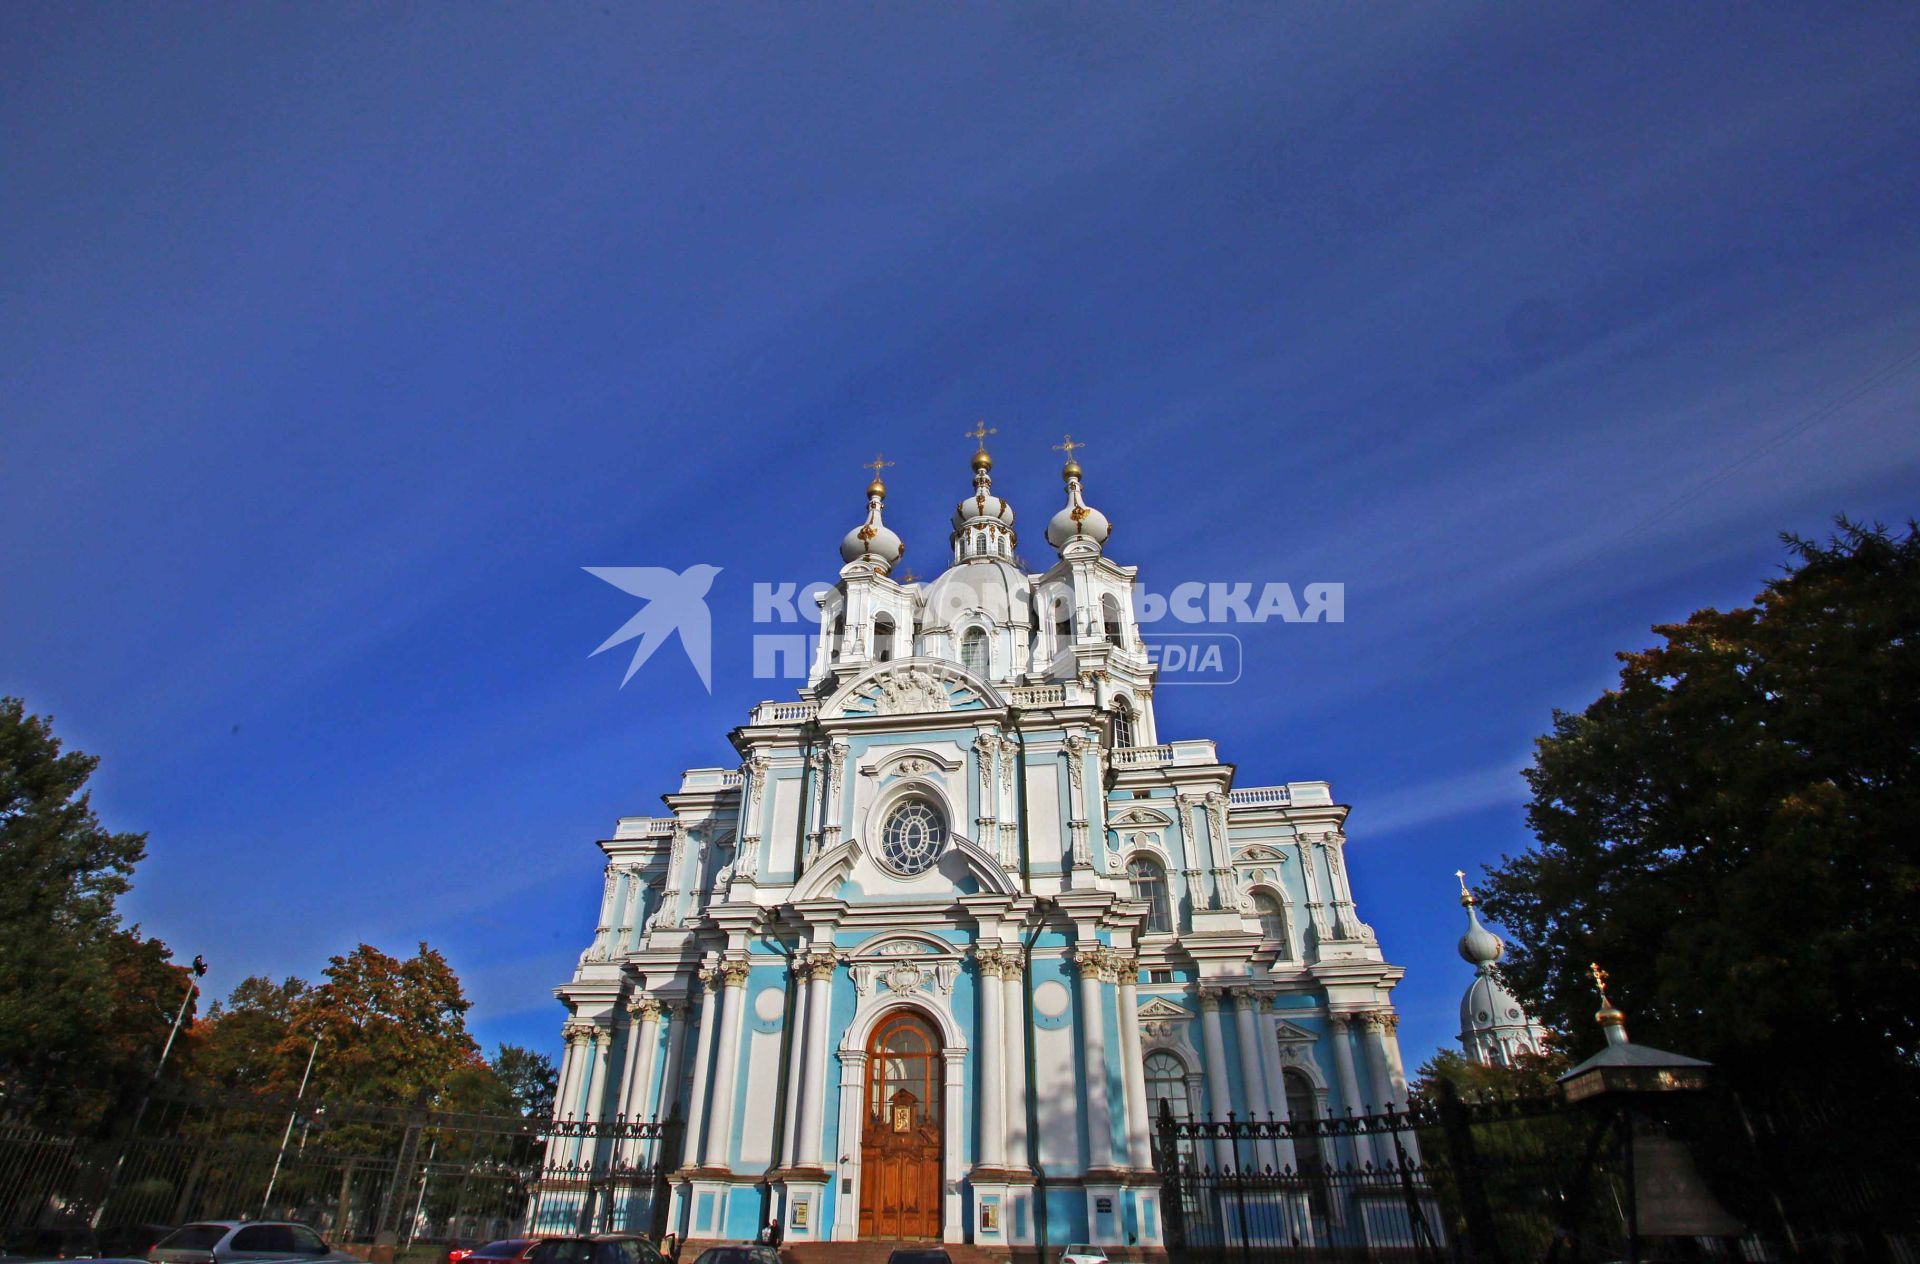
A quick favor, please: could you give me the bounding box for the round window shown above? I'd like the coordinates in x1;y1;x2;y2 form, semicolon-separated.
880;799;946;875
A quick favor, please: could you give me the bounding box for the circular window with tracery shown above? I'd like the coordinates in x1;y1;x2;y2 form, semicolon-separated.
880;799;947;875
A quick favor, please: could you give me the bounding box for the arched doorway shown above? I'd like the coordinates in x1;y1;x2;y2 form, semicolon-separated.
858;1009;943;1239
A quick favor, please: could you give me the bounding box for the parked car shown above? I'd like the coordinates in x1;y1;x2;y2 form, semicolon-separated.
97;1230;173;1262
1059;1247;1109;1264
689;1248;779;1264
6;1227;100;1260
884;1251;949;1264
526;1236;672;1264
454;1242;536;1264
148;1223;355;1264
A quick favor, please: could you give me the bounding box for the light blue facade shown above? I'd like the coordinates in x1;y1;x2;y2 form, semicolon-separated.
542;446;1411;1247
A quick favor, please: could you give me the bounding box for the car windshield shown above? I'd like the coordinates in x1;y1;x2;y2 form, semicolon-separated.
158;1227;229;1252
471;1244;530;1260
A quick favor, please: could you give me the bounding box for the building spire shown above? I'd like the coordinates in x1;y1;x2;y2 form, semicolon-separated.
1589;961;1630;1047
949;422;1015;562
1045;433;1111;556
840;453;904;575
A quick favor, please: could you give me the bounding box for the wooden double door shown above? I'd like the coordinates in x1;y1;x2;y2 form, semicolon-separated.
857;1010;943;1239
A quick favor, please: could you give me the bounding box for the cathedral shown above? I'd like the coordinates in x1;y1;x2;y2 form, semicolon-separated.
540;437;1413;1251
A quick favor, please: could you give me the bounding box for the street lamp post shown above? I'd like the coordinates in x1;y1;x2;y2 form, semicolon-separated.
261;1035;322;1218
94;954;208;1227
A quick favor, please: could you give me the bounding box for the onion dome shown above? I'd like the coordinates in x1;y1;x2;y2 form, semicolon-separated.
1456;874;1505;970
1045;435;1112;555
839;460;904;574
949;428;1017;564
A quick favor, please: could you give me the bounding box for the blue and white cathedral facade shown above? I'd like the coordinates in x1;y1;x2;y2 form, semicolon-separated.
542;441;1413;1250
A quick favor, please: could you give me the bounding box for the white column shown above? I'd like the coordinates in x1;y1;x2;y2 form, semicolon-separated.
681;969;720;1163
942;1049;966;1243
798;950;836;1166
1360;1012;1396;1113
1326;1015;1375;1169
1075;945;1117;1169
619;997;663;1164
1002;953;1030;1168
553;1025;585;1120
652;1000;688;1123
1197;990;1236;1170
778;962;810;1169
699;958;751;1169
584;1029;614;1121
1113;958;1153;1171
977;949;1007;1169
1378;1010;1419;1161
1230;991;1280;1170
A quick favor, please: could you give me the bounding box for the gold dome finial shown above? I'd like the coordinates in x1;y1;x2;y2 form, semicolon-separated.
1456;868;1476;907
1589;961;1628;1038
862;452;894;499
1053;433;1085;481
966;420;997;472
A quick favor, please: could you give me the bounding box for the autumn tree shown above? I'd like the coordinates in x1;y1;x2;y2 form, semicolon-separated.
1480;520;1920;1084
282;942;485;1106
489;1043;558;1118
192;975;314;1091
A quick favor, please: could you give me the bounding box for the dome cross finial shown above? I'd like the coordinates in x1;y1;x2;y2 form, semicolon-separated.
966;420;997;451
863;452;895;477
1456;868;1475;906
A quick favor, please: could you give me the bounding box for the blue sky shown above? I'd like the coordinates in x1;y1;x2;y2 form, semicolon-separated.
4;4;1917;1073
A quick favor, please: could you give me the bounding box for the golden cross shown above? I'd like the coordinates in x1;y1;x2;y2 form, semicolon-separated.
898;568;920;584
966;420;997;450
1455;869;1470;895
862;453;894;477
1053;433;1084;460
1588;962;1611;998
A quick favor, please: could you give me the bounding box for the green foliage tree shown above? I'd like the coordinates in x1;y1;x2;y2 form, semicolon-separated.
489;1043;558;1118
1410;1047;1570;1101
1480;520;1920;1082
0;697;187;1124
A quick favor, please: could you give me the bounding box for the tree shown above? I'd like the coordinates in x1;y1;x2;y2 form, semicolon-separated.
1411;1048;1570;1101
191;975;314;1092
490;1044;558;1118
1480;519;1920;1083
0;697;168;1122
282;942;485;1106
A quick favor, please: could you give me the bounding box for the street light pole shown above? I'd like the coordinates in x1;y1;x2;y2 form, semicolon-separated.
94;953;208;1227
261;1035;322;1218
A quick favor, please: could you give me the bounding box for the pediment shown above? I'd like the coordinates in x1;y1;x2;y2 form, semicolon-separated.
861;747;964;780
1137;997;1194;1020
1274;1019;1317;1042
849;932;960;960
1111;807;1172;827
822;658;1003;720
1235;845;1285;862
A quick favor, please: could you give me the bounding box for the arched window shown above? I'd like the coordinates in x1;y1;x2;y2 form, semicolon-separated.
1145;1051;1190;1125
1128;856;1173;933
1254;892;1289;952
880;799;946;875
1111;698;1135;748
1284;1069;1327;1186
960;629;988;675
873;614;895;662
1050;593;1073;648
1102;594;1123;646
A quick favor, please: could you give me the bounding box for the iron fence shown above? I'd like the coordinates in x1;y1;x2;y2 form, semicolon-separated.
0;1087;682;1250
1153;1081;1920;1264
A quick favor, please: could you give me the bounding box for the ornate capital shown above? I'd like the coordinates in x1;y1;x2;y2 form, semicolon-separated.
1196;989;1221;1014
806;949;838;982
629;993;663;1021
561;1019;597;1044
719;958;752;988
697;964;721;992
975;947;1007;979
